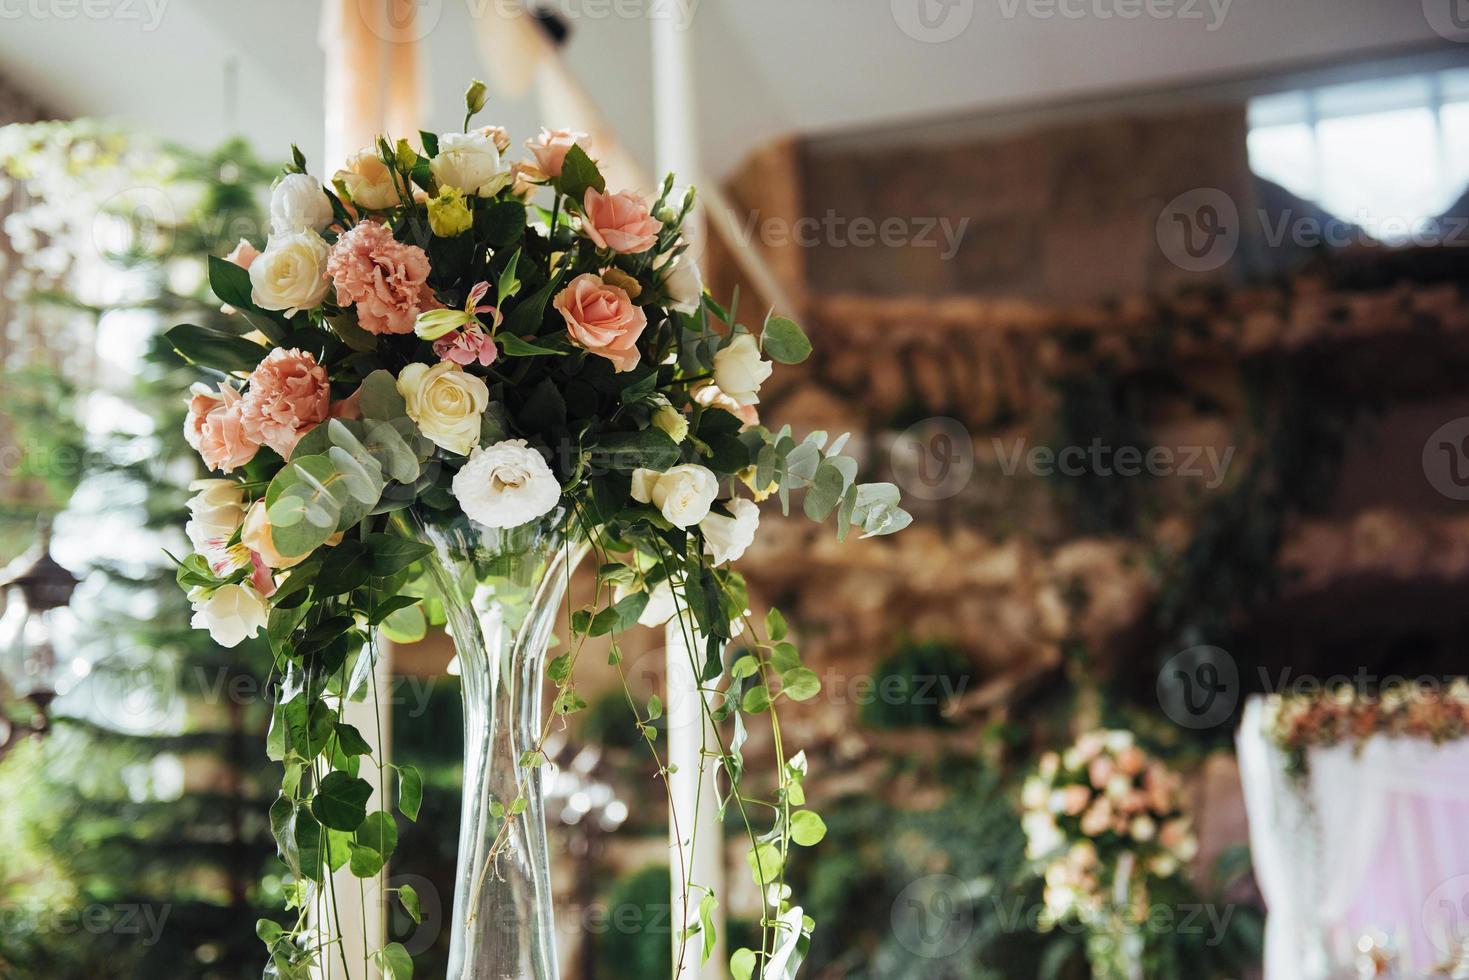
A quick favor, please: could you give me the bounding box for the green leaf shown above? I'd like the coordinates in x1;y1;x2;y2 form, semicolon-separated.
761;315;811;364
646;695;664;721
165;323;268;374
497;332;568;357
365;534;433;576
266;454;377;557
396;765;423;821
269;796;300;876
311;771;373;831
501;270;565;340
547;652;572;685
766;607;788;642
588;591;649;636
698;892;718;964
497;248;522;301
372;942;413;980
380;604;427;644
781;667;821;702
294;806;326;882
803;458;846;523
359;369;408;421
256;918;284;944
742;684;771;714
592;429;680;472
731;948;757;980
351;810;399;876
398;884;422;924
558;144;605;203
745;842;783;884
789;810;827;846
553;687;589;716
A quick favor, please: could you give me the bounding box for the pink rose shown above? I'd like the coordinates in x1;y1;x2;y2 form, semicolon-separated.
692;381;759;428
552;273;647;373
225;238;259;270
327;220;439;335
240;348;331;458
1088;757;1115;789
526;127;590;178
1060;785;1092;816
188;383;259;473
581;188;662;254
1079;800;1112;837
1116;746;1146;776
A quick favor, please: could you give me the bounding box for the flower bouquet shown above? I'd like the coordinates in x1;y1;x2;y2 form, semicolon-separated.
171;81;908;980
1021;729;1198;980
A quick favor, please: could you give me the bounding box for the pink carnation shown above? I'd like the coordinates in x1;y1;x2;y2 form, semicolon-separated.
187;382;259;473
327;220;438;335
240;348;331;458
581;188;662;254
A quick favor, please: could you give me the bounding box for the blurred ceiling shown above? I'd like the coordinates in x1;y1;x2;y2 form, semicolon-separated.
0;0;1456;179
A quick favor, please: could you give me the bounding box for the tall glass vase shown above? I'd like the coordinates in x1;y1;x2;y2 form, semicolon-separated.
407;509;588;980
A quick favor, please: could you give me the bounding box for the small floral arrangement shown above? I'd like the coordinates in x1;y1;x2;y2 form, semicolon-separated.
1021;729;1198;928
170;81;909;978
1266;680;1469;777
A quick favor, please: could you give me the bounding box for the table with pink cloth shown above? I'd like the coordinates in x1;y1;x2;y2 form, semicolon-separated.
1238;696;1469;979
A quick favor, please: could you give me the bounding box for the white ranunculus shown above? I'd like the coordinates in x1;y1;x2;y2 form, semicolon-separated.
249;230;331;315
334;148;401;210
661;256;703;314
189;583;269;648
451;439;562;529
700;497;759;566
269;173;334;235
430;131;503;196
712;333;772;406
630;463;718;528
396;361;489;456
185;478;247;556
1130;815;1157;842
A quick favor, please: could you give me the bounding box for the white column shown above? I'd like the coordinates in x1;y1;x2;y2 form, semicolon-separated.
663;615;727;979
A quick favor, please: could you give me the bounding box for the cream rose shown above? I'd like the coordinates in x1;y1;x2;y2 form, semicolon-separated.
249;230;331;315
712;333;772;406
661;256;703;314
189;583;269;648
700;497;759;566
396;361;490;456
269;173;334;235
451;439;561;529
430;130;504;196
649;395;688;444
631;463;718;528
334;148;401;210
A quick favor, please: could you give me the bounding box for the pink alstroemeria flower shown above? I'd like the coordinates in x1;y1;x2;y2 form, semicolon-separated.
431;281;504;367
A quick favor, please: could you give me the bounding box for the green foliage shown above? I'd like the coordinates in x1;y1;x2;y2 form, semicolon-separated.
858;640;973;730
594;865;673;980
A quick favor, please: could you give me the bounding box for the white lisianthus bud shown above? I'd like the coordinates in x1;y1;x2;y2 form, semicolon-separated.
630;463;718;528
334;148;401;210
712;333;772;406
699;497;760;566
269;173;334;235
430;130;503;196
451;439;562;529
189;583;269;648
649;396;688;444
396;361;489;456
661;256;703;314
249;230;331;315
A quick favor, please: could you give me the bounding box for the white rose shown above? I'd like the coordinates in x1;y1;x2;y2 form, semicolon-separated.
430;131;503;196
397;361;489;456
712;333;772;406
700;497;759;566
249;230;331;315
185;478;247;556
649;395;688;444
334;148;401;210
270;173;334;235
451;439;562;529
661;256;703;314
1130;815;1156;842
189;583;269;648
631;463;718;528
